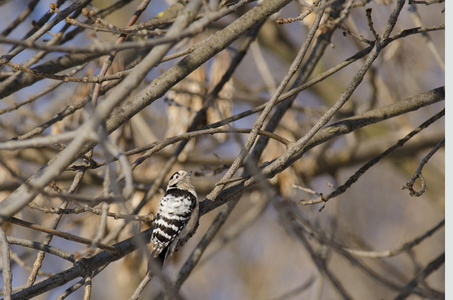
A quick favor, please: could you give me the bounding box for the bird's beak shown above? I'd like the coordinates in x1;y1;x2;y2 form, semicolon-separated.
187;171;192;177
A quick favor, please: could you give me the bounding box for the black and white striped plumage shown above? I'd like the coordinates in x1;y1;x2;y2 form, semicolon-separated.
150;170;199;263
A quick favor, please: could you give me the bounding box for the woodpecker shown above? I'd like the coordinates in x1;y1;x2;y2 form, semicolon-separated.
150;170;199;265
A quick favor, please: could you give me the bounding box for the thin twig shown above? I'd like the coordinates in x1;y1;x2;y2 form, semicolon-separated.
201;85;444;214
28;202;154;222
0;227;12;299
366;8;379;41
206;1;325;200
8;217;118;254
275;200;353;299
0;0;39;37
26;166;89;286
402;138;444;196
55;264;108;300
408;4;444;70
128;272;153;300
408;0;444;5
91;0;152;106
201;24;444;131
0;0;91;67
0;0;253;56
394;252;445;299
300;109;444;208
82;274;92;300
335;219;444;258
6;236;76;263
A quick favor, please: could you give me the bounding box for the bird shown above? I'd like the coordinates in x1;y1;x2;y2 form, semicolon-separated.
150;170;199;268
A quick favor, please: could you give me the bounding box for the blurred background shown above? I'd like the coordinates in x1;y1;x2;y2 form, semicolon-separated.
0;0;444;299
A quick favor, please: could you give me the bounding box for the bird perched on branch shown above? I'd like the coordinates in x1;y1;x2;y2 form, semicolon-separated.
149;171;199;269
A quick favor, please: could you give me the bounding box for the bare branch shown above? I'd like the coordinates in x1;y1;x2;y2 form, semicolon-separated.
6;236;75;263
0;0;443;298
402;138;444;197
300;109;444;208
8;217;118;254
0;227;12;299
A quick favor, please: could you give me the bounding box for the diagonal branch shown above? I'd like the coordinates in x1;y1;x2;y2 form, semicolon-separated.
200;86;444;214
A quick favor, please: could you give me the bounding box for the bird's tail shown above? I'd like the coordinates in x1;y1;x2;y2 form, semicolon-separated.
147;247;167;274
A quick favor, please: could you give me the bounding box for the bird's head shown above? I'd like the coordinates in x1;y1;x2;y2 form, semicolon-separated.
167;170;196;196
